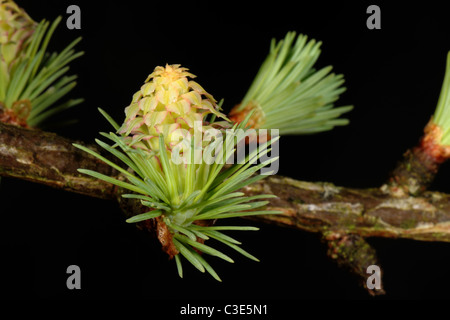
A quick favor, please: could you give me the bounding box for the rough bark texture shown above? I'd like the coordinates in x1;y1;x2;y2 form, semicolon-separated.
2;121;450;295
386;120;450;196
4;122;450;243
0;122;118;199
242;177;450;242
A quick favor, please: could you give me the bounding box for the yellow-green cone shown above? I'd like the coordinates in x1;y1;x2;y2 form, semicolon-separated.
0;0;36;73
76;64;281;281
119;64;229;152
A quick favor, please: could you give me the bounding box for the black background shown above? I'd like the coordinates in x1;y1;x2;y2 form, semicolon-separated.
2;0;450;304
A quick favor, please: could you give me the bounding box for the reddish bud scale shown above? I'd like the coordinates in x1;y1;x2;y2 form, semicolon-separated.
229;102;265;129
388;119;450;196
0;100;31;128
420;120;450;164
229;102;271;144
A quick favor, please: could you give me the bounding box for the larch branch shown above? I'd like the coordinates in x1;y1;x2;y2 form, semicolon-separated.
2;121;449;295
3;121;450;243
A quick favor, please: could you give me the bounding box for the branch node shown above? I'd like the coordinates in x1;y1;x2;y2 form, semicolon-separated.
323;232;385;296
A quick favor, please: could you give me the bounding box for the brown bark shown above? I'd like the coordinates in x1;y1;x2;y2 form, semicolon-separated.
387;120;450;196
242;177;450;243
0;122;118;199
3;121;450;244
2;120;450;295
